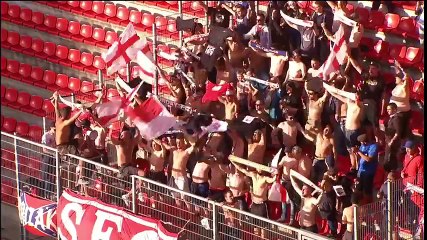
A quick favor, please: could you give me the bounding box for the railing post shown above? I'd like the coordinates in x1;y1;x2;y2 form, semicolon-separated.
255;1;259;13
97;69;103;89
353;205;359;240
13;133;27;240
387;179;393;240
212;202;218;240
55;150;61;200
126;63;131;82
131;175;137;214
204;1;209;33
178;1;183;48
71;92;76;104
152;23;158;96
42;116;46;133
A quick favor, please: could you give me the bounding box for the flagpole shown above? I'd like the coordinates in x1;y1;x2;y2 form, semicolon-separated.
178;1;183;48
126;63;131;83
152;23;158;96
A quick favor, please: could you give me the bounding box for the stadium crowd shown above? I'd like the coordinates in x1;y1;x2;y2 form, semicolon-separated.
39;1;424;239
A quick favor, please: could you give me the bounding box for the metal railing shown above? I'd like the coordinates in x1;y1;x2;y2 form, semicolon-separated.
355;174;424;240
1;131;329;240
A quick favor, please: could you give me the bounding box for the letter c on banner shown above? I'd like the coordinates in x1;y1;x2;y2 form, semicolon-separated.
91;210;123;240
59;203;85;240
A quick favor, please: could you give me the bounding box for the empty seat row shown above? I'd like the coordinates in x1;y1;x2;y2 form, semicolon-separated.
1;85;62;119
1;56;98;102
141;1;205;18
1;115;43;142
1;178;17;205
1;149;43;184
359;37;424;70
1;2;118;49
1;29;106;74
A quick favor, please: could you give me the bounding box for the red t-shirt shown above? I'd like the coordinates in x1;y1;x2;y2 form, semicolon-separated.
402;153;424;187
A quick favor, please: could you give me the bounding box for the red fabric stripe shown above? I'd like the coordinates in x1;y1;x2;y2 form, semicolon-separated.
129;97;163;123
106;34;140;67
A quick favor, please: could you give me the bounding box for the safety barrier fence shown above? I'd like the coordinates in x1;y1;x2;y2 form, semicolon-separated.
1;131;328;240
355;174;424;240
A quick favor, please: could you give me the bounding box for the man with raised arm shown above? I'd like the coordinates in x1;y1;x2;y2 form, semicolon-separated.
290;171;324;233
298;124;336;184
248;128;266;164
304;81;329;140
218;89;239;121
231;161;276;237
323;83;363;171
52;91;82;160
249;42;288;77
110;124;141;170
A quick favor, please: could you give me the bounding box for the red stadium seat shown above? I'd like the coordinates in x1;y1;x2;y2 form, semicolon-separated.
96;3;116;21
7;31;20;51
129;10;142;25
74;52;93;70
83;1;105;18
60;49;80;67
7;4;21;24
34;99;54;117
69;1;83;14
401;47;423;66
24;67;43;86
43;15;58;34
22;95;43;114
56;18;69;35
19;36;32;53
1;2;8;18
20;8;33;28
1;29;7;44
104;30;117;44
366;10;384;30
60;21;80;38
31;12;44;27
86;56;105;74
2;117;17;133
167;19;178;38
366;39;389;60
155;16;168;30
30;38;44;57
42;42;56;59
6;60;20;79
79;1;93;12
15;122;30;137
55;45;69;63
36;70;56;89
28;125;43;141
3;88;18;106
396;17;419;39
9;91;31;109
388;44;406;63
355;7;369;26
18;63;32;80
68;77;81;93
55;74;69;90
377;13;400;32
72;24;92;42
108;6;129;25
80;80;94;93
84;27;105;45
1;57;6;72
142;13;155;30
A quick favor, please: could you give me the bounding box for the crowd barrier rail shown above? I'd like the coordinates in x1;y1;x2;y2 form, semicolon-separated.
1;131;329;240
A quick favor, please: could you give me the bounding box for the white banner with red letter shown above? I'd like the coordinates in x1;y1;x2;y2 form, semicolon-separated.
57;189;179;240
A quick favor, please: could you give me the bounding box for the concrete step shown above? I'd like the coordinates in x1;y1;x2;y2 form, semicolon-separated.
1;76;52;99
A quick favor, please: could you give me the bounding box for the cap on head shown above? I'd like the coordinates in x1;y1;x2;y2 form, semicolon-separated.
404;140;416;149
357;134;367;143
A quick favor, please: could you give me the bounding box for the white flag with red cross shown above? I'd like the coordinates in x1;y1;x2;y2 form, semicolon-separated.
318;24;348;80
102;23;153;76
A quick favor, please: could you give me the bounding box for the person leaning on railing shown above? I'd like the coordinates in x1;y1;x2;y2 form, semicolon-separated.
41;122;56;200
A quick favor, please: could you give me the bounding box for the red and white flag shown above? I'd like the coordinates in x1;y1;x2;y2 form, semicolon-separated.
102;23;151;76
202;81;231;103
125;97;177;140
318;25;348;80
57;189;179;240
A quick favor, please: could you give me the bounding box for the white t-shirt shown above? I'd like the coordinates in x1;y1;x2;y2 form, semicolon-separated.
41;132;56;147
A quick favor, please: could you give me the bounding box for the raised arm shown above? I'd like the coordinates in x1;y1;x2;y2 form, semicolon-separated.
290;171;303;197
221;2;236;16
297;123;316;142
197;1;208;12
346;52;363;74
231;161;253;177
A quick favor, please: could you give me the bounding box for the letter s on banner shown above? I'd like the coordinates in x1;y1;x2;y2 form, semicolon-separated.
91;210;124;240
58;203;85;240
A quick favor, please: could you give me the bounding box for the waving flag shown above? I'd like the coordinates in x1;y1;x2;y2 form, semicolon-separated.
202;81;231;103
125;97;177;140
318;24;348;80
280;11;314;27
102;23;150;76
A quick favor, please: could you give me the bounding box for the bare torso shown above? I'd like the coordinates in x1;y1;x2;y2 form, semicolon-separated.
209;163;227;189
343;205;355;232
149;150;165;172
192;161;210;183
277;121;299;147
270;55;286;77
55;119;71;145
299;197;318;227
248;142;266;164
229;172;247;197
224;101;238;121
315;134;334;158
171;148;190;178
250;174;269;203
345;101;363;130
297;156;312;179
280;156;298;181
